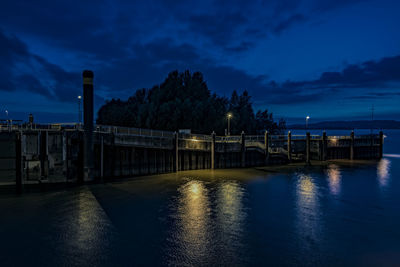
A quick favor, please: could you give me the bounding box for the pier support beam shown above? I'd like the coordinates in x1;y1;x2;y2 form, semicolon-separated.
39;130;48;179
174;132;179;172
211;131;216;169
241;131;246;167
100;135;104;180
379;131;384;159
83;70;94;181
322;131;327;161
264;130;269;165
62;131;68;179
350;131;355;160
287;131;292;162
15;132;22;193
306;132;311;164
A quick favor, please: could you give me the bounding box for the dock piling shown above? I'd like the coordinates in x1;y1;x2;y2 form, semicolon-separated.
306;132;311;164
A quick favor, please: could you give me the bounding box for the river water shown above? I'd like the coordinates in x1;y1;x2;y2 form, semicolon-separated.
0;130;399;266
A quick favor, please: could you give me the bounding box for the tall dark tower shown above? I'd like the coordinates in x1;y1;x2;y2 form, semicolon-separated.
83;70;94;181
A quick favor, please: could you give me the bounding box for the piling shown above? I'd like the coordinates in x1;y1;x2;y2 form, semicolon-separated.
322;131;327;161
241;131;246;167
83;70;94;181
379;131;384;159
287;131;292;162
174;132;179;171
39;130;48;178
264;130;269;164
350;131;355;160
306;132;311;164
100;135;104;180
15;132;22;193
211;131;216;169
62;131;68;178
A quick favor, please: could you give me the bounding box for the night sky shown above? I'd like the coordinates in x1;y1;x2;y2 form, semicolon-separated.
1;0;399;124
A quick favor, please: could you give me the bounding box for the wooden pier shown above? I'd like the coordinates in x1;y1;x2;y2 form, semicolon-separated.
0;70;385;189
0;124;384;188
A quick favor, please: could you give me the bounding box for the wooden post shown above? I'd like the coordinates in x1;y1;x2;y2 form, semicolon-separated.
350;131;355;160
264;130;269;165
40;131;48;179
379;131;384;159
322;131;327;161
174;132;179;172
306;132;311;164
62;131;67;180
287;131;292;162
100;135;104;180
241;131;246;167
15;132;22;193
211;131;216;169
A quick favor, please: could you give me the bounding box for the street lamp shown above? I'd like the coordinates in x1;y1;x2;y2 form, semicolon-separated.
77;95;82;124
227;113;232;136
306;116;310;129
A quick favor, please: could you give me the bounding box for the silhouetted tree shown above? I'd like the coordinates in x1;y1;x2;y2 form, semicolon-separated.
96;70;285;135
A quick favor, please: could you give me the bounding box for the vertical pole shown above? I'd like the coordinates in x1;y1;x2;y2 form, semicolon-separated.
174;132;179;172
211;131;216;169
40;131;48;179
228;117;230;136
15;132;22;193
264;130;269;165
83;70;94;181
100;135;104;180
62;131;67;180
379;131;384;159
322;131;327;161
287;131;292;162
241;131;246;167
306;132;311;164
350;131;355;160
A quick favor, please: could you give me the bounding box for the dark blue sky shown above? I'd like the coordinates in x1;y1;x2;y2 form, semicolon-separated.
1;0;399;124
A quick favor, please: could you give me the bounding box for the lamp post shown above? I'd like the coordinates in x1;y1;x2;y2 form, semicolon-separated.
227;113;232;136
77;95;82;125
306;116;310;129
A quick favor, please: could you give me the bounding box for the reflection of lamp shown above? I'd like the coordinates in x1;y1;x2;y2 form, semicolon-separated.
175;180;209;262
327;164;341;195
377;158;390;187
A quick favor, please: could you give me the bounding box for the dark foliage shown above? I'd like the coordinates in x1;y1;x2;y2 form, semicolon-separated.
97;70;285;134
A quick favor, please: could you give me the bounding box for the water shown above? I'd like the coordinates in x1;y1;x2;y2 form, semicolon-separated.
1;130;399;266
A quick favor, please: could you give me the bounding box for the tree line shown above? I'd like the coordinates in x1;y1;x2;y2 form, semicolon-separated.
97;70;286;135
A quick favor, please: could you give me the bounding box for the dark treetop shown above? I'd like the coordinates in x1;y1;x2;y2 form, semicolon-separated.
97;70;285;135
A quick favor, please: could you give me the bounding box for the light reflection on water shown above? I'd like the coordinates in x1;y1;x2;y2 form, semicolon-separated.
377;158;391;187
326;164;342;195
215;180;246;263
175;180;211;263
166;179;247;266
295;173;321;255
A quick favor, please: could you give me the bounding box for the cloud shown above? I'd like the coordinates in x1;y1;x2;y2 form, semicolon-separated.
0;29;92;103
273;14;307;34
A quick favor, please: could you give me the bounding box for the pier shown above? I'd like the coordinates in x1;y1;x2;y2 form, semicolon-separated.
0;70;384;189
0;123;384;187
